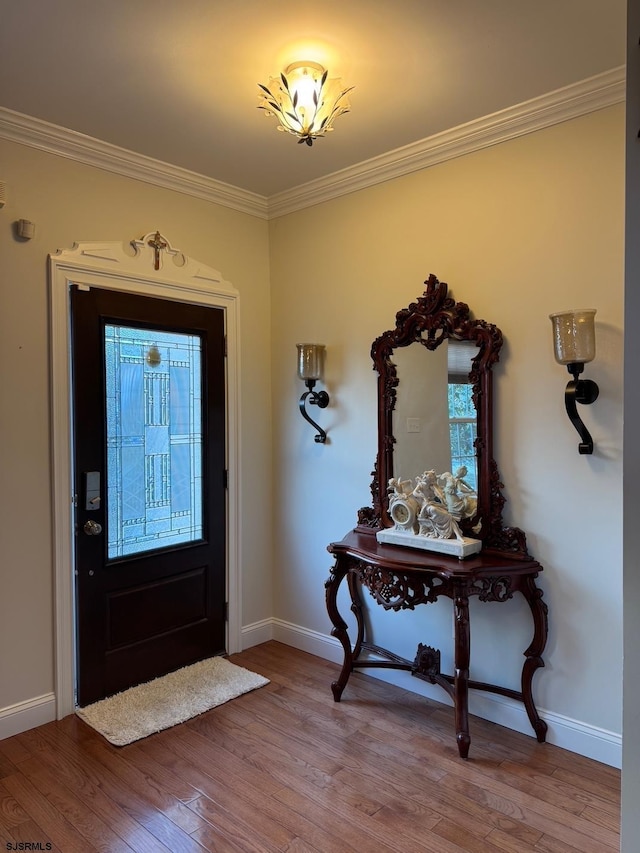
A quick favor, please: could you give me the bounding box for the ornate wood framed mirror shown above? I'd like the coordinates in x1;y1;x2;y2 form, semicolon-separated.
357;273;529;558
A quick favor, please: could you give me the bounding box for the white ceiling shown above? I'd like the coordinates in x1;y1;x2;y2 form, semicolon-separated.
0;0;626;199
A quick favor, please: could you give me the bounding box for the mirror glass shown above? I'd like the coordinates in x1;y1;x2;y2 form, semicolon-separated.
391;339;479;491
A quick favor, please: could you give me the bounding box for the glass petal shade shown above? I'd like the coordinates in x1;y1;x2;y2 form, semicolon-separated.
258;63;353;145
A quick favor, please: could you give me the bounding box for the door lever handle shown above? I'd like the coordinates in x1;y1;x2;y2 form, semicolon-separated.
83;519;103;536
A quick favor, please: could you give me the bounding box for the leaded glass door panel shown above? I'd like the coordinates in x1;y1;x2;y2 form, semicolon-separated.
105;325;204;558
71;286;226;706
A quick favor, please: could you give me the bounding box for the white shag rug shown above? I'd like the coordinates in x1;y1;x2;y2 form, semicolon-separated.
76;657;269;746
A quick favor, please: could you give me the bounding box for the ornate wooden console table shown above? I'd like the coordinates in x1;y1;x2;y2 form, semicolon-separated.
325;530;548;759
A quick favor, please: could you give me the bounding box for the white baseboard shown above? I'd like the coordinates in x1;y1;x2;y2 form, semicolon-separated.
3;622;621;769
241;618;275;649
0;693;56;741
252;617;622;769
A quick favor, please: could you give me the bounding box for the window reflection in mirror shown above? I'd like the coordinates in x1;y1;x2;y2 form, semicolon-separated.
392;340;479;491
447;340;478;490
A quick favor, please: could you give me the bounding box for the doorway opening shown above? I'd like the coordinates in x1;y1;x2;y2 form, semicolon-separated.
49;233;241;717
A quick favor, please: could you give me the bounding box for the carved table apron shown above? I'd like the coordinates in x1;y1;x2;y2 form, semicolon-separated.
326;530;548;759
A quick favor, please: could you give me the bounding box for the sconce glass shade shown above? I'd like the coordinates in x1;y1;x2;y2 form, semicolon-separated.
258;62;353;146
549;309;597;365
297;343;325;381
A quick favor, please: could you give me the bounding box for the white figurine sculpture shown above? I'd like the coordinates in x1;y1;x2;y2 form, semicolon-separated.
439;466;477;519
378;467;482;558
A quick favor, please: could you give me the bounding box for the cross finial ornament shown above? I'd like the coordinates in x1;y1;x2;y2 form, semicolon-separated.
147;231;168;270
131;231;184;271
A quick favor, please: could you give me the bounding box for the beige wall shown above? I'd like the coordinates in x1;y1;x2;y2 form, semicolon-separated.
270;105;624;755
0;138;273;711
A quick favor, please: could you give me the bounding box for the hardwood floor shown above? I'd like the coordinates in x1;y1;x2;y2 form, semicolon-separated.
0;642;620;852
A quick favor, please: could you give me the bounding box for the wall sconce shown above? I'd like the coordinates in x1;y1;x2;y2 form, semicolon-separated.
297;343;330;443
258;62;353;146
549;309;599;454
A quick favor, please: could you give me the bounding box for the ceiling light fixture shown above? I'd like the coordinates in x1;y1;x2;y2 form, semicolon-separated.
258;61;353;146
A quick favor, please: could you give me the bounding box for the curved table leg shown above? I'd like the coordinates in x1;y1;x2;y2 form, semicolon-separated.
325;558;353;701
347;568;365;660
453;587;471;759
520;574;549;742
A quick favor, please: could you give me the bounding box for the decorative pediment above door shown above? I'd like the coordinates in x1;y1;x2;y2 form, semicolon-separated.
51;231;236;292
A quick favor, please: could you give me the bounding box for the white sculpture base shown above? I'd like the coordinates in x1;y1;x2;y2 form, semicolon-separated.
376;527;482;559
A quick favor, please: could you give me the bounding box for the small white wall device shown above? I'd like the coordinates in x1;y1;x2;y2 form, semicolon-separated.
17;219;35;239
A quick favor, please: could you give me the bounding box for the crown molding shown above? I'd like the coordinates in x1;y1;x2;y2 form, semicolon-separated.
0;107;269;220
267;66;626;219
0;66;625;222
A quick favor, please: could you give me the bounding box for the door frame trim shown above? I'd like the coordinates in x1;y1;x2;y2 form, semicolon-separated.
49;235;241;719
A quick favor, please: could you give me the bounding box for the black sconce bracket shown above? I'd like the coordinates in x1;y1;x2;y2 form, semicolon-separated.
565;363;599;454
299;379;330;443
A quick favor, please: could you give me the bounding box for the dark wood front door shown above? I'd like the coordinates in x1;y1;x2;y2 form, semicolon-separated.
71;286;226;706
